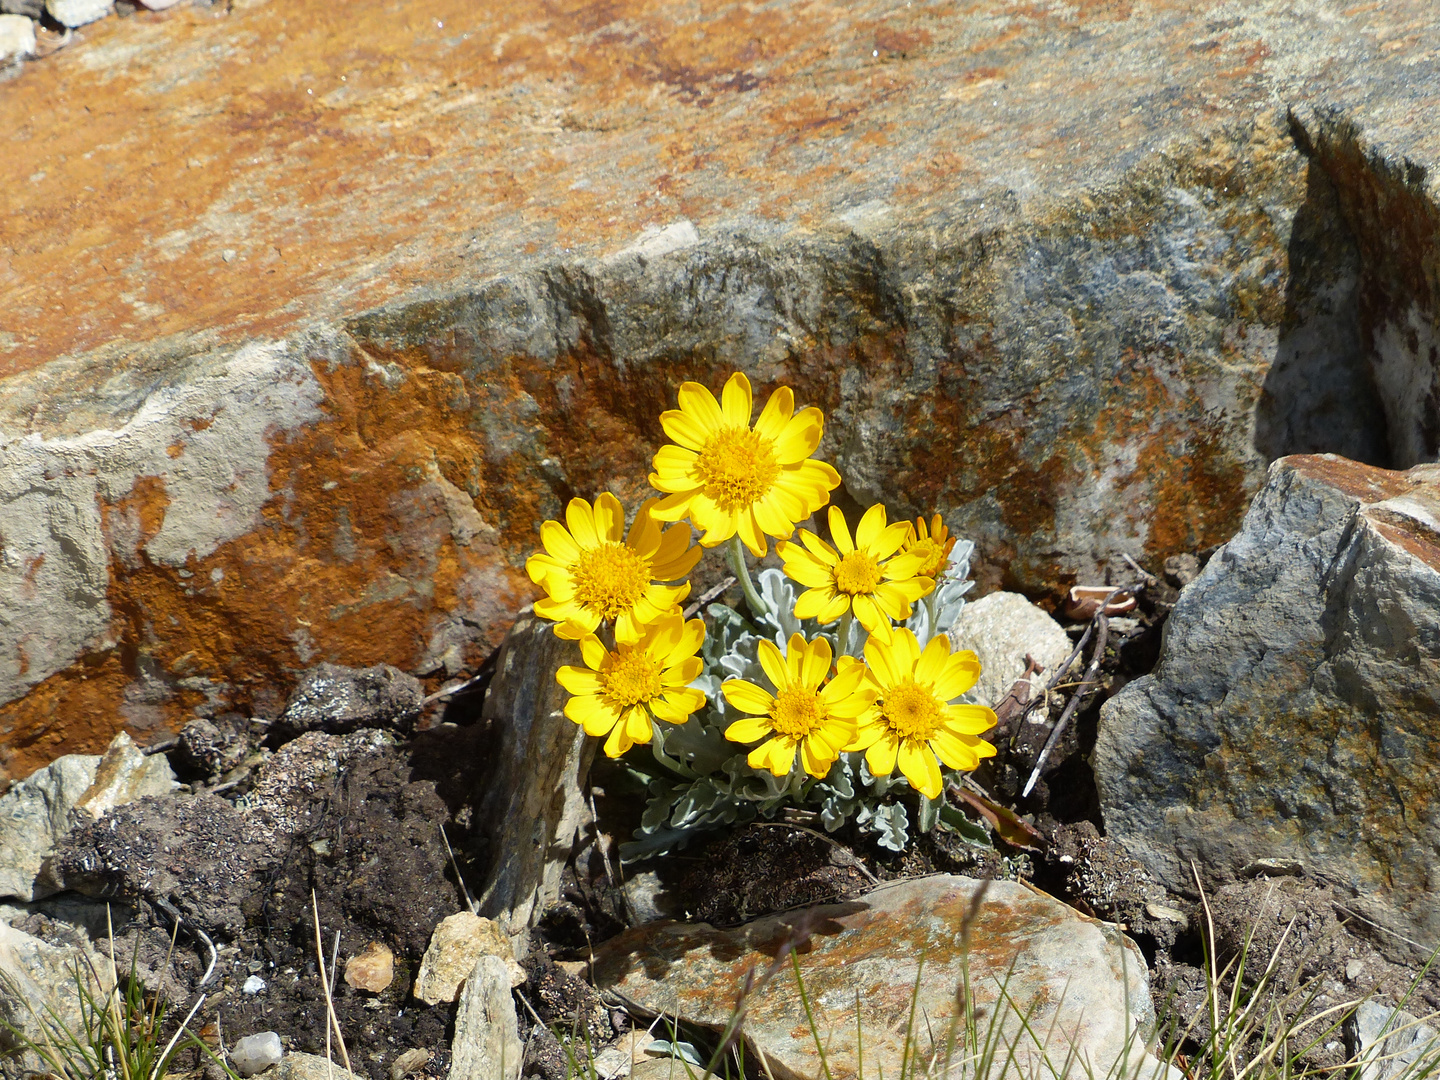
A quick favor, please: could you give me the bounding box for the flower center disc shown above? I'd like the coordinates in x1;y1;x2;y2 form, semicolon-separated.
600;647;664;707
696;427;780;513
908;538;944;579
571;543;649;621
769;686;823;738
881;682;942;740
834;550;883;595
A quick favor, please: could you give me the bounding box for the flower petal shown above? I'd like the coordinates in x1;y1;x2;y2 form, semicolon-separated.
722;679;776;715
555;665;602;695
866;731;900;775
772;407;824;464
897;738;943;799
855;503;889;551
594;492;625;543
725;714;776;743
721;371;753;428
677;381;725;434
934;651;982;701
539;520;581;562
828;505;855;555
659;409;711;452
800;635;832;691
941;703;999;735
565;498;600;549
754;385;796;442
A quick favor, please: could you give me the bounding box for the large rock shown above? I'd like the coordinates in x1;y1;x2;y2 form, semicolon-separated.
446;955;523;1080
1095;454;1440;959
594;875;1160;1080
3;0;1440;774
474;612;594;955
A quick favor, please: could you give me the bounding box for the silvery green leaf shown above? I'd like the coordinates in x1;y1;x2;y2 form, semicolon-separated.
858;802;910;851
917;792;942;833
640;780;683;830
939;802;995;847
647;1040;706;1067
620;827;702;862
658;717;734;777
755;568;802;641
859;755;906;796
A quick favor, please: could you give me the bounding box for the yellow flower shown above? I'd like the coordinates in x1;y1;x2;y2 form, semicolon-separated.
526;493;700;642
776;504;935;642
903;514;958;580
848;628;997;799
648;372;841;557
721;633;874;778
555;614;707;758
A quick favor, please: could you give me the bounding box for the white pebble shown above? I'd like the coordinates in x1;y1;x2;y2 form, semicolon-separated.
0;14;35;60
230;1032;283;1077
242;974;267;995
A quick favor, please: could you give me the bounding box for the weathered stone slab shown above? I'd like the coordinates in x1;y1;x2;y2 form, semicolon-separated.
3;1;1440;775
1095;454;1440;959
594;875;1160;1080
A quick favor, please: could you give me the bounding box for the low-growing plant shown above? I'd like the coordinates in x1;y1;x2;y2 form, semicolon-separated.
526;371;999;857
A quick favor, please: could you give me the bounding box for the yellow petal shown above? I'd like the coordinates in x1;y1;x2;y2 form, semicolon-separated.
722;679;776;715
603;722;633;758
931;728;980;771
800;635;832;690
864;636;902;689
890;628;922;673
799;736;834;779
870;582;915;621
594;492;625;543
579;635;608;670
897;738;942;799
725;714;774;743
941;703;998;735
870;520;914;560
934;652;982;701
720;371;753;428
652;444;701;478
539;520;581;562
780;545;835;589
866;732;900;775
851;593;888;633
915;635;953;687
624;706;654;744
772;408;824;464
793;587;837;621
798;529;840;566
753;496;794;540
817;592;852;623
737;509;768;558
676;380;725;433
555;665;602;695
855;503;889;551
749;736;796;776
665;617;707;668
659;408;711;452
754;385;795;442
656;687;705;720
828;505;854;555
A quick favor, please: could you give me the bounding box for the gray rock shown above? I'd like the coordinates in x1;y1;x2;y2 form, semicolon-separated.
474;612;594;956
72;732;175;820
597;876;1169;1080
274;662;424;739
231;1032;284;1077
0;752;98;901
1095;454;1440;959
176;715;250;780
414;912;523;1005
947;591;1072;708
0;12;34;58
43;0;109;26
1350;1001;1440;1080
0;0;41;19
0;918;112;1079
447;955;522;1080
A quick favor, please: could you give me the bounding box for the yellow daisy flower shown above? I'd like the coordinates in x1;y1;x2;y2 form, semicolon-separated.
721;633;875;778
776;504;935;642
903;514;958;580
526;493;700;642
648;372;841;557
848;628;997;799
555;614;707;758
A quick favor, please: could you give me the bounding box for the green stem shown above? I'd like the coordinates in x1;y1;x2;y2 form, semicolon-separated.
836;609;855;657
728;534;770;620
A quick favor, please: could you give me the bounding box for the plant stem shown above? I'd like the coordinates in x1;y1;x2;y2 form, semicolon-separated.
728;534;770;620
836;609;855;657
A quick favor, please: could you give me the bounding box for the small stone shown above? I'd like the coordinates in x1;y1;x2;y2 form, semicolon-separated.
0;0;42;19
1144;902;1188;928
73;732;176;820
0;12;35;59
388;1049;430;1080
231;1032;284;1077
136;0;182;8
1163;553;1201;588
414;912;523;1005
222;249;237;262
1350;1001;1440;1080
242;975;266;995
273;1054;364;1080
344;941;394;994
1346;959;1365;982
589;1046;630;1079
44;0;111;26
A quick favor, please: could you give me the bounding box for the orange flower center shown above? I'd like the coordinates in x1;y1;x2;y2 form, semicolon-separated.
571;542;650;621
696;427;780;513
880;682;942;740
768;685;824;738
599;646;664;708
834;550;883;595
906;538;946;579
